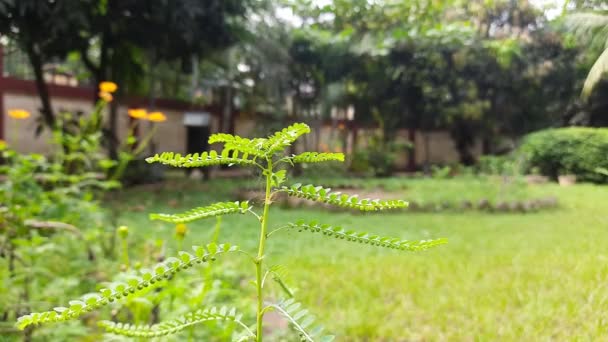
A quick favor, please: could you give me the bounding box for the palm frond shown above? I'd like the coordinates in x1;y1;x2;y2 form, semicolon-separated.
564;12;608;41
582;47;608;98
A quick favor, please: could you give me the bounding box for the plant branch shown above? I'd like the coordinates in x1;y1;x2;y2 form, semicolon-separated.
266;225;289;238
247;208;261;221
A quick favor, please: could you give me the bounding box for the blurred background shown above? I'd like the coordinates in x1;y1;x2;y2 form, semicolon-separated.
1;0;608;341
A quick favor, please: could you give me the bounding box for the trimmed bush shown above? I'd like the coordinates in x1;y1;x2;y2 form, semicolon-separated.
519;127;608;183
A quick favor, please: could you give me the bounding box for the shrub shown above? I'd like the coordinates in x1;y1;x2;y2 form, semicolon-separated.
351;136;410;177
477;155;522;176
16;123;446;341
518;127;608;183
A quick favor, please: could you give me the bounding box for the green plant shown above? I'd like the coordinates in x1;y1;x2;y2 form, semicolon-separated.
431;165;452;179
351;134;411;178
0;121;116;340
477;155;518;176
0;86;163;339
519;127;608;183
16;123;446;341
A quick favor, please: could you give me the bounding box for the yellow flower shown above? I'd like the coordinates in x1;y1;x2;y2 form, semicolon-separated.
175;223;188;237
99;81;118;93
8;109;31;120
0;139;6;150
147;111;167;123
128;108;148;120
98;91;113;102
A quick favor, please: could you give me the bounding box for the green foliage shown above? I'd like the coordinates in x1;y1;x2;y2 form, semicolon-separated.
146;150;259;168
16;243;238;330
519;127;608;183
563;12;608;98
98;306;252;338
209;133;268;158
286;221;447;251
283;184;409;211
262;123;312;157
350;131;410;177
431;165;453;179
477;155;520;176
288;152;345;164
150;201;250;223
19;123;444;341
0;101;133;340
271;298;335;342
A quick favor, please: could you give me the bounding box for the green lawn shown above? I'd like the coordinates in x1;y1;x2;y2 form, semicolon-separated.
113;177;608;341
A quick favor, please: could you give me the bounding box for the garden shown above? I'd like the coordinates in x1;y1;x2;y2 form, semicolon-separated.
2;1;608;341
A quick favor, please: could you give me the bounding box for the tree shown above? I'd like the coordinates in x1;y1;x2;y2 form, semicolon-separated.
1;0;256;157
564;11;608;98
0;0;89;127
73;0;255;157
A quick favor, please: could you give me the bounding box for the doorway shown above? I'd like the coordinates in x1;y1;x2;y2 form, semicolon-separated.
186;125;210;155
184;112;211;179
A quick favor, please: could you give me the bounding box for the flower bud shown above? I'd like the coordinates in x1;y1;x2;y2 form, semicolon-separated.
117;225;129;239
175;223;187;239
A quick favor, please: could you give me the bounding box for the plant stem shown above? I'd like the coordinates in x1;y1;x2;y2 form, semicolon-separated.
121;237;129;269
212;216;222;244
255;159;273;342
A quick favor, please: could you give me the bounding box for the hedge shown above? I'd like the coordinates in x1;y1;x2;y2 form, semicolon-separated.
519;127;608;183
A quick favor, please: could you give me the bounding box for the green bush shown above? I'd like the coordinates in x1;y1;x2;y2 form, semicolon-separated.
519;127;608;183
477;155;525;176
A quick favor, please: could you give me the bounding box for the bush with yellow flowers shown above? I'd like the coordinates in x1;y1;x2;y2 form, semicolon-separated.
0;81;172;341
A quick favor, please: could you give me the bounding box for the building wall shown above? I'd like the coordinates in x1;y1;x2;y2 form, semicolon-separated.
3;90;481;167
412;130;482;166
2;91;221;156
3;93;94;154
229;121;482;167
321;125;482;170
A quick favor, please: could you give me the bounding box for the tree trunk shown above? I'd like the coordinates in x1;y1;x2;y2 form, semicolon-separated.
424;131;431;174
406;127;416;172
25;44;54;128
221;85;233;133
450;120;476;166
108;102;119;160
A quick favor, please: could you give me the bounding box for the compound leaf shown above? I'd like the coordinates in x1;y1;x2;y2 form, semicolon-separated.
263;123;311;157
209;133;267;158
289;152;345;164
146;150;257;168
98;306;252;338
271;299;334;342
150;201;250;223
287;221;447;252
283;184;408;211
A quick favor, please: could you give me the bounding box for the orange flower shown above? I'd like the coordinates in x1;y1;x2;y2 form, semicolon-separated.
99;81;118;93
98;91;113;102
128;108;148;120
8;109;31;120
147;111;167;123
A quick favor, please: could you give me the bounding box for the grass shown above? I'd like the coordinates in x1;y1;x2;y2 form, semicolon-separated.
111;176;608;341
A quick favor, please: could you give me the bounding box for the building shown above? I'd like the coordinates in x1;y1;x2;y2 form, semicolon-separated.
0;51;481;170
